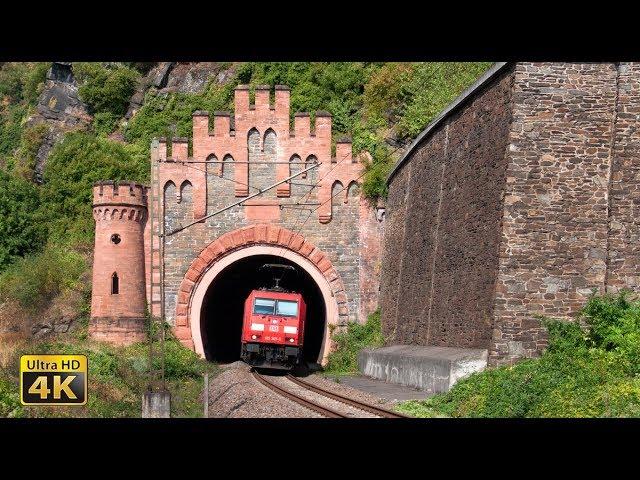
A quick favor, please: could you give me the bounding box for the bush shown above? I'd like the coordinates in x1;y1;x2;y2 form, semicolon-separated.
0;104;27;159
580;292;640;374
74;63;140;118
0;245;86;312
0;376;24;418
0;63;49;165
12;123;49;181
395;62;492;140
40;131;148;245
324;310;384;374
0;170;46;271
0;62;49;106
92;112;120;136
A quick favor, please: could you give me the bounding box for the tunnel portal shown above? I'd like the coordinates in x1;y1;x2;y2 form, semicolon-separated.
200;254;326;364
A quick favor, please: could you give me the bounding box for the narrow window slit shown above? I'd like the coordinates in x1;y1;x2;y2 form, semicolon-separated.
111;272;119;294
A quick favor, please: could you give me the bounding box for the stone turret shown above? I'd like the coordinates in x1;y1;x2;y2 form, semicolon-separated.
89;181;148;344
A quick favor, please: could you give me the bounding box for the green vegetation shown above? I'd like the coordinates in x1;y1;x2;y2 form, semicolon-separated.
74;63;140;119
0;62;49;164
0;245;86;313
125;80;236;152
397;292;640;418
0;170;46;270
0;334;218;418
0;62;48;106
40;131;148;245
0;61;494;418
324;310;384;375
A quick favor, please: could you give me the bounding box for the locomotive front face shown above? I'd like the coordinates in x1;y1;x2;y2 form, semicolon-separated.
240;290;307;370
250;297;301;345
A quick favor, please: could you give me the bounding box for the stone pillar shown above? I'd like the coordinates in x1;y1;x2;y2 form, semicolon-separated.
142;390;171;418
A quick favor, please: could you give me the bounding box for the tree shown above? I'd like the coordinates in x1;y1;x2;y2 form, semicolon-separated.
0;170;46;271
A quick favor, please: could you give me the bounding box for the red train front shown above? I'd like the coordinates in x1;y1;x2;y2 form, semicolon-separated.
240;289;307;370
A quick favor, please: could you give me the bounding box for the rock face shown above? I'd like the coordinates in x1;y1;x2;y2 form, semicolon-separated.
21;62;238;182
31;287;86;338
125;62;238;118
27;62;92;182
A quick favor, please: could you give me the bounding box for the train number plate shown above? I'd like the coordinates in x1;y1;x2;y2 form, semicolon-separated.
269;325;279;332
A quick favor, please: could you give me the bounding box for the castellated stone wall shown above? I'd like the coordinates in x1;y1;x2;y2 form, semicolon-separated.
147;85;381;346
382;62;640;365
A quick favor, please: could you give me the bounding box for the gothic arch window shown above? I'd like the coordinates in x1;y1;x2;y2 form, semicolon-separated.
247;128;260;156
263;128;277;155
163;180;177;201
331;180;344;206
221;154;234;178
346;181;359;203
111;272;119;295
304;155;317;180
289;154;301;181
206;153;219;176
178;180;192;204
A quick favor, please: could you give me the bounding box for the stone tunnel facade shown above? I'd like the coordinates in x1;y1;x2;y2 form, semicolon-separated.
90;85;383;356
381;62;640;366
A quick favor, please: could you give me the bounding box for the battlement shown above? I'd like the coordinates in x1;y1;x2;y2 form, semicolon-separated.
191;85;331;143
93;180;148;207
233;84;290;116
155;137;193;161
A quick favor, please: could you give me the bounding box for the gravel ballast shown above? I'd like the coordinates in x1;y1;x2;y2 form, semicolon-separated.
207;362;397;418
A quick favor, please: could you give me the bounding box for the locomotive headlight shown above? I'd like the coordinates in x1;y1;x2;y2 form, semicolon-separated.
283;326;298;334
251;335;257;340
250;323;265;331
289;338;295;343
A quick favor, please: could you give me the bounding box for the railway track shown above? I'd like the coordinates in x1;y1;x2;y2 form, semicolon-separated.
251;370;407;418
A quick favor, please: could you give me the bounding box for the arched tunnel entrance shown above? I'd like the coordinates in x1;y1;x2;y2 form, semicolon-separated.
200;254;326;365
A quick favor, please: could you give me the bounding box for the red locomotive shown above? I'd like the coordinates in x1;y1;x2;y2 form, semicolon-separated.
240;265;307;370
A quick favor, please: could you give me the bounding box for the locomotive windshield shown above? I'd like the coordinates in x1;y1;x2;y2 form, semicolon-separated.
253;298;299;316
254;298;275;314
276;300;298;317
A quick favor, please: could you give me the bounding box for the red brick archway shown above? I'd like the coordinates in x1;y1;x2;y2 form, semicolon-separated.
173;224;349;352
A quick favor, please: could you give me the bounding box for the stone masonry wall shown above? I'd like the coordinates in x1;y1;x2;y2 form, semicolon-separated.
383;62;640;365
605;63;640;292
380;65;515;349
491;63;620;364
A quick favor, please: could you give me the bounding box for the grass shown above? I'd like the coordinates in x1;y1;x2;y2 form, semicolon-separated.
324;310;384;375
0;330;219;418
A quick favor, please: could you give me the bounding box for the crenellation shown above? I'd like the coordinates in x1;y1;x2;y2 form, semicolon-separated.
234;85;250;115
213;112;231;137
275;85;290;119
294;112;311;138
254;85;271;113
93;181;148;207
171;137;189;161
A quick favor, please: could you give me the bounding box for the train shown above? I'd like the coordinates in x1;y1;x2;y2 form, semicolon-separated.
240;288;307;370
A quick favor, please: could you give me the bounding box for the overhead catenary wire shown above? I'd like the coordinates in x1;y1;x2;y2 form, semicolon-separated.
162;162;320;237
172;160;262;193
